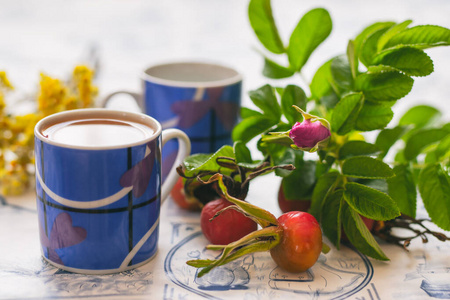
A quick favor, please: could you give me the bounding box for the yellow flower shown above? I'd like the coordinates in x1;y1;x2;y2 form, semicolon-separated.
73;65;98;108
0;71;14;90
0;65;97;196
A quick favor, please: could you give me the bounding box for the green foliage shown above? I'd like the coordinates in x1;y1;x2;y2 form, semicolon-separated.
238;1;450;260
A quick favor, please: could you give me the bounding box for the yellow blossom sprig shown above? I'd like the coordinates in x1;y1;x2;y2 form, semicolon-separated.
0;66;98;196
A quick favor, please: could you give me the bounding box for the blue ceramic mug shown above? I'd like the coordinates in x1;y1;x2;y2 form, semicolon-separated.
34;108;190;274
102;61;242;178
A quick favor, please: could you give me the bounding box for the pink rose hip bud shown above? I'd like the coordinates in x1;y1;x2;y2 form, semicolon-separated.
289;106;331;152
289;119;331;151
261;105;331;153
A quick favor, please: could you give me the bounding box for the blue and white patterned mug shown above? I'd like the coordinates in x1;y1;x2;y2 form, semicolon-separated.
102;61;242;178
34;108;190;274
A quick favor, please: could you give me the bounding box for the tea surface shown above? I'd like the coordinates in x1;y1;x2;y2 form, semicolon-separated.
42;118;154;147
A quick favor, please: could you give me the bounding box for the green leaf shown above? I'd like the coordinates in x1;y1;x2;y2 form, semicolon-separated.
355;71;414;102
342;203;389;261
360;27;391;67
282;160;316;200
373;47;434;77
273;147;300;177
404;128;450;161
240;107;262;119
352;22;395;74
387;164;417;218
331;92;364;135
281;85;307;125
331;55;353;91
375;125;409;158
434;134;450;161
213;174;279;227
310;171;340;219
248;0;285;54
183;146;235;177
342;156;394;179
377;20;413;51
288;8;332;71
263;56;295;79
418;164;450;231
344;182;400;221
232;115;277;143
347;40;357;79
339;141;381;160
355;103;393;131
315;154;335;178
321;190;343;249
310;58;335;99
383;25;450;49
234;141;253;165
399;105;441;129
249;84;282;122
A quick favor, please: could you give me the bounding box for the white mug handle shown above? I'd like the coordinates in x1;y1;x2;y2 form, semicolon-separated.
160;129;191;204
100;91;144;110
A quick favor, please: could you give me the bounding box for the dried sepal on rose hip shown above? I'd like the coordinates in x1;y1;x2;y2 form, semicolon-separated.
262;105;331;153
186;173;328;277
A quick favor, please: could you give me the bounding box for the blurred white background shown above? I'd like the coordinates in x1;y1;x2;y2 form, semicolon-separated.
0;0;449;119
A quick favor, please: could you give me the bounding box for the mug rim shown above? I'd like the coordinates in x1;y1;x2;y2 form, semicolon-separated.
34;108;163;150
142;61;242;88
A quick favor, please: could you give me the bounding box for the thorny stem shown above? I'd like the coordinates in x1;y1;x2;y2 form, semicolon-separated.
373;214;450;251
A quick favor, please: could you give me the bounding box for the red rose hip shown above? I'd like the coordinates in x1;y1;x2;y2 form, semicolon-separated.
201;198;258;245
270;211;322;273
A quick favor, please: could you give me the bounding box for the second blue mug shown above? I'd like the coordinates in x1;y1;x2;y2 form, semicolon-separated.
102;61;242;178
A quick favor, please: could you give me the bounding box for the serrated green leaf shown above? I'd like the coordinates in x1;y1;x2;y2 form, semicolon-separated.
352;22;396;74
356;179;389;194
339;141;381;160
377;20;413;51
356;103;393;131
404;128;450;161
418;164;450;231
342;203;389;261
355;71;414;101
342;156;394;179
321;190;343;249
282;160;316;200
399;105;441;129
375;125;409;158
248;0;285;54
232;115;277;143
331;92;364;135
183;146;235;177
360;27;391;67
331;55;353;91
366;65;401;73
310;171;340;219
387;164;417;218
281;85;307;125
344;182;400;221
263;56;295;79
373;47;434;76
288;8;332;71
248;84;282;122
383;25;450;50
